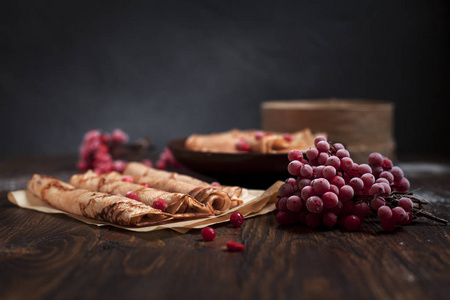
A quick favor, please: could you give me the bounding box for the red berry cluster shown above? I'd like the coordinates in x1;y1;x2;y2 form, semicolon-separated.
78;129;176;173
77;129;129;174
276;136;414;231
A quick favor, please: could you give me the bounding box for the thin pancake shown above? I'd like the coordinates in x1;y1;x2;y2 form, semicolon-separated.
70;171;213;218
27;174;172;227
127;175;232;214
124;162;243;201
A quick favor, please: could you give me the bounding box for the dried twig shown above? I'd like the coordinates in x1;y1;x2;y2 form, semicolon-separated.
357;192;448;225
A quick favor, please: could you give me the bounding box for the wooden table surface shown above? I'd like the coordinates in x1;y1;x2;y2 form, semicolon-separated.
0;155;449;300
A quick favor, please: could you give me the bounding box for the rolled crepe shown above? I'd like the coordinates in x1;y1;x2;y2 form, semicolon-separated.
124;162;243;202
185;129;255;153
125;162;209;187
123;175;231;214
69;171;213;217
250;135;290;153
27;174;172;227
184;128;324;154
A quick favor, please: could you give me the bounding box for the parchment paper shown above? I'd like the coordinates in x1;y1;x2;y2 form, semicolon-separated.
7;181;283;233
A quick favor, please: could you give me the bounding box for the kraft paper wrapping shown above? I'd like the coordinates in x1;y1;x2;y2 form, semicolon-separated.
7;181;283;233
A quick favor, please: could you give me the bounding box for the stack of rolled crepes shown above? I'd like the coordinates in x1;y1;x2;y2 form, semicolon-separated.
27;174;173;227
122;162;244;214
27;163;246;227
184;128;324;154
69;171;212;216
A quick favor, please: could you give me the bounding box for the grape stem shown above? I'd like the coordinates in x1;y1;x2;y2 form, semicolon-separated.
413;209;448;225
356;192;448;225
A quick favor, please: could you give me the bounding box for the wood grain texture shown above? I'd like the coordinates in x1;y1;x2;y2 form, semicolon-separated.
0;156;449;300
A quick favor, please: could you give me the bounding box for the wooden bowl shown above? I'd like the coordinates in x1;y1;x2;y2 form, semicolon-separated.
168;138;290;189
261;99;395;163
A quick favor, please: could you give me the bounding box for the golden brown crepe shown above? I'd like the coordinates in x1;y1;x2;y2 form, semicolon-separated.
69;171;213;217
129;175;232;214
250;135;290;153
27;174;172;227
124;162;209;186
123;162;242;202
185;129;255;153
123;162;244;213
185;128;323;154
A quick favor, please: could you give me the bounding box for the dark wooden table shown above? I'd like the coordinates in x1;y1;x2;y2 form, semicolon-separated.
1;155;449;300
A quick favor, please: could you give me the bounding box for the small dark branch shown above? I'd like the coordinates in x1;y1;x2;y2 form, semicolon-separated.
355;191;448;225
413;209;448;225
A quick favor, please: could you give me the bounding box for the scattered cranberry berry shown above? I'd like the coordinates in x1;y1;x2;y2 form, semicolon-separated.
125;191;139;201
283;133;293;142
254;131;265;140
140;183;150;188
122;175;134;183
230;212;244;227
236;139;251;152
153;198;168;211
201;227;216;241
226;241;245;252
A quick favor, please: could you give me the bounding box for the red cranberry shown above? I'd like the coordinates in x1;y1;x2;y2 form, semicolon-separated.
226;241;245;252
125;191;139;201
153;198;168;211
230;212;244;227
100;134;110;144
99;144;109;153
122;175;134;183
236;139;251;152
140;183;150;188
283;133;293;142
254;131;265;140
201;227;216;241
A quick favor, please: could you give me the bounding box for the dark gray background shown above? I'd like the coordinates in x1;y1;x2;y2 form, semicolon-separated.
1;0;449;158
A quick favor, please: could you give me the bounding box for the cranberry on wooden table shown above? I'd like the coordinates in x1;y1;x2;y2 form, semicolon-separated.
201;227;216;241
230;212;244;227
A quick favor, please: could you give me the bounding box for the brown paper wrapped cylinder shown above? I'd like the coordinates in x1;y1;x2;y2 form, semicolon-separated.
261;99;395;163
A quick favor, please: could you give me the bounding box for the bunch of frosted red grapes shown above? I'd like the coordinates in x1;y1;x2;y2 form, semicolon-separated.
275;136;414;231
77;129;180;174
77;129;133;174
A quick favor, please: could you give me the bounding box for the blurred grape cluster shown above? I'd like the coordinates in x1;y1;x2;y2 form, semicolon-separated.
77;129;180;174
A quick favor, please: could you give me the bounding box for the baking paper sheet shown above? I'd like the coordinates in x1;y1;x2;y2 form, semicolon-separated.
7;181;283;233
